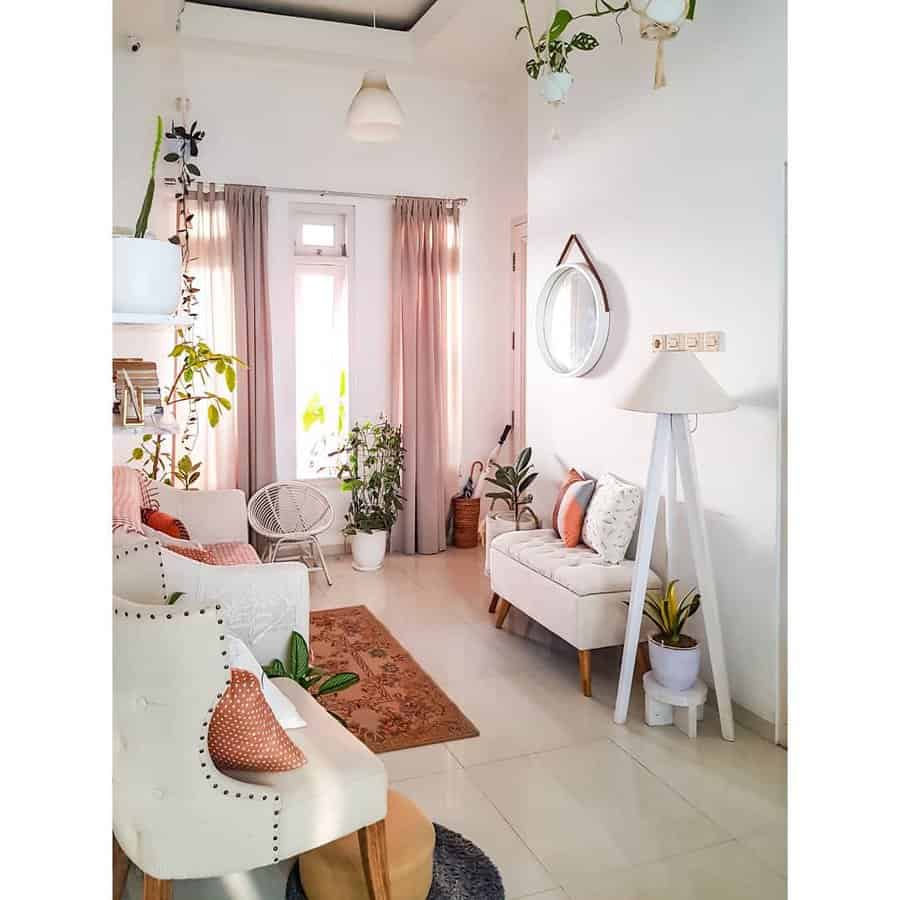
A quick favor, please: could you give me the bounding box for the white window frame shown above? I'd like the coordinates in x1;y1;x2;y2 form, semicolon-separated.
292;206;349;259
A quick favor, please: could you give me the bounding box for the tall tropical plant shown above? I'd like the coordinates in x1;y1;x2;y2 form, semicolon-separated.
334;417;405;535
133;115;163;238
485;447;539;529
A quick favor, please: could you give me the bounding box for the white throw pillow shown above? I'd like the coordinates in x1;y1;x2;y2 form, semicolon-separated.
581;473;642;564
226;635;307;730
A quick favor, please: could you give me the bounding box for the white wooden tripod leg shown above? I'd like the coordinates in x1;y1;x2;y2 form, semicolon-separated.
614;414;671;724
671;414;735;741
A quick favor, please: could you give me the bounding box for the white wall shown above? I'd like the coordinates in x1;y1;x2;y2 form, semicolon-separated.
113;38;527;539
526;5;786;724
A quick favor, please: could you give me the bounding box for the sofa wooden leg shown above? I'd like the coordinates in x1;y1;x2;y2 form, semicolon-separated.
494;598;511;629
113;835;130;900
636;641;651;682
143;874;172;900
489;591;500;614
358;819;392;900
578;649;592;698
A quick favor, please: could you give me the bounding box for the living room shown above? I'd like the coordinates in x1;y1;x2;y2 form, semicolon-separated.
7;2;897;899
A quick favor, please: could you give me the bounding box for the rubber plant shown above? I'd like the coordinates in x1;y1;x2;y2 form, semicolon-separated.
485;446;540;529
264;631;359;726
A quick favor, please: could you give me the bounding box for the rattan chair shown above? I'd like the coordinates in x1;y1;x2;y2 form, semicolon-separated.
248;481;335;585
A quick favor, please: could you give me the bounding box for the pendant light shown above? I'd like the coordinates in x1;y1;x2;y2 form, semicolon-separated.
346;11;405;143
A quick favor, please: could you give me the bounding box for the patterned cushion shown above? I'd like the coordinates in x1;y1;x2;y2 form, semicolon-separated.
164;544;215;565
142;509;190;540
207;542;261;566
209;668;307;772
138;472;159;512
581;473;642;564
112;466;144;535
552;468;583;536
557;478;596;548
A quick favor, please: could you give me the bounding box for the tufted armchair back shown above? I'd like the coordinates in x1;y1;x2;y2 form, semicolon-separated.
113;585;284;881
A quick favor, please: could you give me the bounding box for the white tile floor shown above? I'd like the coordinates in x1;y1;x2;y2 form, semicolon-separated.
125;548;787;900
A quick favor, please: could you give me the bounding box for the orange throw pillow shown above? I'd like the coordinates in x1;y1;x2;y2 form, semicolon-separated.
142;509;191;540
556;478;596;548
209;669;307;772
552;468;583;536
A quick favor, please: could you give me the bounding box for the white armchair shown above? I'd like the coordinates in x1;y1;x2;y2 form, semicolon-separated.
153;480;249;545
113;544;390;900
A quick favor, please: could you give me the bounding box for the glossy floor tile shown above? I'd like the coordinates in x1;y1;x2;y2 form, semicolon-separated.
124;548;786;899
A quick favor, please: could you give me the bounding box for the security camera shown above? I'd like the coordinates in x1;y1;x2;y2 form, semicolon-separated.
128;35;142;53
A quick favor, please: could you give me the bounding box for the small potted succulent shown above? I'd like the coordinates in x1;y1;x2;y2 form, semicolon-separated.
113;115;182;315
631;580;702;690
334;416;405;572
485;447;540;530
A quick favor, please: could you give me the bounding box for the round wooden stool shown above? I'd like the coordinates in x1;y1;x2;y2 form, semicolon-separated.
299;790;435;900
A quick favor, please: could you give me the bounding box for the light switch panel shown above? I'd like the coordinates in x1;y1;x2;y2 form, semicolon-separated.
684;332;701;352
703;331;722;352
666;333;684;351
651;334;666;352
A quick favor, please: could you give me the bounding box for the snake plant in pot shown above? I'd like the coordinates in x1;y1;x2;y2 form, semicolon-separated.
627;580;702;690
334;417;405;572
113;115;182;315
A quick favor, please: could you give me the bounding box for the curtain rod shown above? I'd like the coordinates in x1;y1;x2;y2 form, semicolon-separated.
162;178;467;206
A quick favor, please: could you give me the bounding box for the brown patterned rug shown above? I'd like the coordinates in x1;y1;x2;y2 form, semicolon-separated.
309;605;479;753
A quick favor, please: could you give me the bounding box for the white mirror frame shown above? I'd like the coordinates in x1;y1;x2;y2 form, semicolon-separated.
535;262;610;377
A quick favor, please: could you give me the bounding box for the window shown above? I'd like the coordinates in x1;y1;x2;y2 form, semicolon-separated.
295;212;346;257
295;260;349;478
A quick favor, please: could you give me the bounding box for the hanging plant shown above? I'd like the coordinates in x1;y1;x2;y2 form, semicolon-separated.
516;1;699;101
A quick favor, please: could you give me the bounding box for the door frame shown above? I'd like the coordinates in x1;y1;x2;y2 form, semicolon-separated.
511;217;528;457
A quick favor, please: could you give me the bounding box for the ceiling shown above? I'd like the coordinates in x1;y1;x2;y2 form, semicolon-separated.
188;0;439;31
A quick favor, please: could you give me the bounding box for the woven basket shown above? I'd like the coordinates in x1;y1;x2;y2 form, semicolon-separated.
452;497;481;549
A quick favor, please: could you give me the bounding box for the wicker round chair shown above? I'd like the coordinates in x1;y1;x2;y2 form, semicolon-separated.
248;481;335;585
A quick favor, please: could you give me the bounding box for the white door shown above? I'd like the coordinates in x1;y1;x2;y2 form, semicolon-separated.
511;219;528;456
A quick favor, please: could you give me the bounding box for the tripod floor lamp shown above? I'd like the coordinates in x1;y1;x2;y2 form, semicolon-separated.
615;349;736;741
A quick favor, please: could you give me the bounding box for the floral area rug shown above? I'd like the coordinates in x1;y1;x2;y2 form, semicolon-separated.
309;605;479;753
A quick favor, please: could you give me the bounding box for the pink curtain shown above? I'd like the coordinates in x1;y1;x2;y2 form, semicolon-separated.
391;198;462;555
191;185;238;490
225;185;276;500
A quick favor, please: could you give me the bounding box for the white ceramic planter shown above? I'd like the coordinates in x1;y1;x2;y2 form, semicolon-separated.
648;637;701;691
350;529;387;572
113;236;181;316
538;71;574;104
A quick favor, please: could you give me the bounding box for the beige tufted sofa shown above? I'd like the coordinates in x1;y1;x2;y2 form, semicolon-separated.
113;543;391;900
490;528;665;697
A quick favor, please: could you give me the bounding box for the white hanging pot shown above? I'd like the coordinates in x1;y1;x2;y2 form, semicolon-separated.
113;236;181;315
350;529;387;572
630;0;689;89
538;71;574;105
648;635;701;691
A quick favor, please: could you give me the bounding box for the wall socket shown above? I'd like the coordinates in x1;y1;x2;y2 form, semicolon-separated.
651;332;724;352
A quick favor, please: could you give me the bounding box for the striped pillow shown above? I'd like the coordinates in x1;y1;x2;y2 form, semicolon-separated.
112;466;144;535
557;478;596;548
142;509;190;540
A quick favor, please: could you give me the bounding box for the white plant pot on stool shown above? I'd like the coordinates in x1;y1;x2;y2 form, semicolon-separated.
113;236;182;315
648;636;701;691
350;529;387;572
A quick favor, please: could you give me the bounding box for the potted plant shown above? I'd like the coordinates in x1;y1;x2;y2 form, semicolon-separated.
113;115;182;315
630;580;702;691
334;416;405;572
485;447;540;530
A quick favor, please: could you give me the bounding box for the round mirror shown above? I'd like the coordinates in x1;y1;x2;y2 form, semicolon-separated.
536;263;610;376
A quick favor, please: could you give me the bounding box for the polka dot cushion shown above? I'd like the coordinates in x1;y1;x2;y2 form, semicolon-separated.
208;669;307;772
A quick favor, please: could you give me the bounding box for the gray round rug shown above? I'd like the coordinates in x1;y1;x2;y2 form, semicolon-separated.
286;823;505;900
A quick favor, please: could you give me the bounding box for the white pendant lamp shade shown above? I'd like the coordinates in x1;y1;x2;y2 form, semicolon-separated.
620;351;736;414
629;0;689;25
346;71;404;143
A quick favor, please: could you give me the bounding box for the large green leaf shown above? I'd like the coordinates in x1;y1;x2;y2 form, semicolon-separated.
519;471;538;492
687;0;697;20
289;631;310;681
264;658;287;678
548;8;573;42
317;672;360;696
516;447;533;471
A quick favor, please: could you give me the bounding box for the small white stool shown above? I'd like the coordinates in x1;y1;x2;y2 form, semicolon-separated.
643;672;708;739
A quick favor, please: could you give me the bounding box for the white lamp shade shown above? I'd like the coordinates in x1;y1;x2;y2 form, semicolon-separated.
346;71;404;143
620;351;736;414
